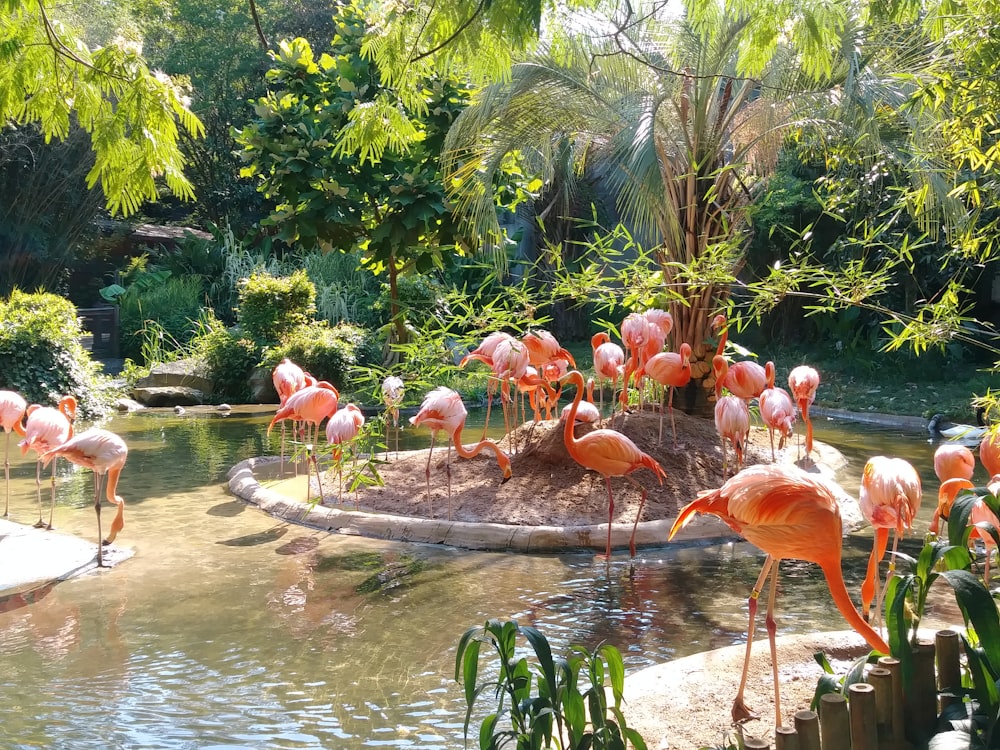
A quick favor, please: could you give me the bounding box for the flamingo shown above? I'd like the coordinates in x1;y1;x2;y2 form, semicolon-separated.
933;444;975;483
635;343;692;447
459;331;516;440
787;365;821;457
559;369;667;558
40;428;127;568
759;364;796;462
725;361;769;401
591;332;625;426
668;463;890;727
619;313;652;413
561;377;600;424
381;375;405;460
522;329;576;370
931;477;1000;582
326;404;366;505
0;390;27;517
713;357;750;480
19;396;76;529
409;386;512;520
267;382;340;504
272;358;306;474
980;431;1000;478
858;455;922;625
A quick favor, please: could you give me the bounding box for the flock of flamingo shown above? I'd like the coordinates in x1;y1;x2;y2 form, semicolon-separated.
4;304;1000;730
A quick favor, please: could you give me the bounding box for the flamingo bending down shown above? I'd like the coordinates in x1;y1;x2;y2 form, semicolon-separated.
326;404;366;505
636;343;692;447
19;396;76;529
41;428;127;568
931;478;1000;582
522;329;576;370
381;375;405;460
561;378;600;424
933;444;975;483
0;390;27;517
759;369;796;462
272;358;307;474
267;382;340;504
858;456;922;625
591;332;625;427
560;369;667;558
787;365;820;457
713;357;750;480
409;387;512;520
668;463;889;727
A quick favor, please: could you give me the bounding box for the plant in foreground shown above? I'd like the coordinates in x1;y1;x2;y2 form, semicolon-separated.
455;618;647;750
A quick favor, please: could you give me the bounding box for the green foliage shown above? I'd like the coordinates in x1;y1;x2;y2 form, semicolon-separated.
118;275;207;363
455;618;647;750
191;314;258;403
238;270;316;346
262;322;374;391
374;274;449;331
0;289;110;418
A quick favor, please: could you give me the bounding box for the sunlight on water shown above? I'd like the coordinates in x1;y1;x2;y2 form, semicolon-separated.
0;405;955;748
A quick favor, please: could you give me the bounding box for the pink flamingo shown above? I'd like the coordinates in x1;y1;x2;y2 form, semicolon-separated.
19;395;76;529
931;477;1000;582
669;464;889;727
787;365;821;457
381;375;405;460
711;315;767;400
934;444;975;483
522;329;576;369
591;332;625;426
272;358;306;474
713;357;750;480
267;382;340;503
409;386;512;520
326;403;366;505
41;428;127;568
636;343;692;447
560;369;667;558
459;331;516;439
561;378;600;424
980;431;1000;478
619;312;651;413
759;363;796;461
0;390;27;517
858;455;922;625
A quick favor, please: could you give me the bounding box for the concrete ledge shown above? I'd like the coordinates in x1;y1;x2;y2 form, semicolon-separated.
227;456;729;552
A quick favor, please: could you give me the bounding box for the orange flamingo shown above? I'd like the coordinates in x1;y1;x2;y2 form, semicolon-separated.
858;456;922;625
460;331;516;440
561;377;600;424
591;332;625;426
41;428;127;568
931;477;1000;581
636;343;692;447
409;386;512;520
268;382;340;503
725;361;768;401
19;396;76;529
787;365;820;457
668;463;890;727
272;358;307;474
713;357;750;480
381;375;405;460
0;390;27;518
560;369;667;558
980;431;1000;478
934;444;975;483
326;403;366;505
522;329;576;369
759;364;795;462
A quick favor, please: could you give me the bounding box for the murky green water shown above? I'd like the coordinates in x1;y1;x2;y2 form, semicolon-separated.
0;406;962;748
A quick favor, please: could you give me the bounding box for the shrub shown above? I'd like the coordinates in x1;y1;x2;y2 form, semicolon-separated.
118;275;207;363
262;322;373;390
239;270;316;345
0;289;111;418
191;315;258;403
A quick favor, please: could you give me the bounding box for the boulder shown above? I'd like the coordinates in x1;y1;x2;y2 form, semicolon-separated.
134;358;214;393
249;367;278;404
132;386;205;407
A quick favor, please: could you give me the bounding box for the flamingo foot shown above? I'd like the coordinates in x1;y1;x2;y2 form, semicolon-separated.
732;697;758;725
33;519;46;529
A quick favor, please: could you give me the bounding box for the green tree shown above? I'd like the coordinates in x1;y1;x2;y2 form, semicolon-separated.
0;0;204;216
236;2;472;353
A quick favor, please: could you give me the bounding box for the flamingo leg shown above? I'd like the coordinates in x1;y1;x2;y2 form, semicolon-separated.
279;422;286;475
94;471;105;568
424;432;436;518
46;459;57;529
3;432;10;518
624;475;648;558
657;385;665;445
732;555;775;725
768;426;776;462
33;460;44;528
311;423;327;505
445;442;453;521
765;561;783;727
668;386;681;449
873;529;904;629
862;527;890;624
601;475;615;559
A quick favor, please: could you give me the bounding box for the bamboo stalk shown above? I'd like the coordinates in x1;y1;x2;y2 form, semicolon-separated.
745;736;771;750
849;683;879;750
877;656;906;750
866;666;893;747
775;724;799;750
936;629;962;711
905;641;938;743
794;709;821;750
819;693;851;750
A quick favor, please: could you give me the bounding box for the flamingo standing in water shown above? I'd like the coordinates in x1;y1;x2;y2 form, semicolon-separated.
669;463;889;727
858;455;922;625
409;386;512;520
0;390;26;517
636;343;692;447
41;428;127;568
713;357;750;480
560;369;667;558
326;403;366;506
272;358;307;474
268;382;340;503
381;375;405;460
19;396;76;529
788;365;820;457
591;332;624;426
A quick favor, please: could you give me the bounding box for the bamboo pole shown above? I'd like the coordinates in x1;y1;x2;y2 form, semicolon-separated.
877;656;907;750
905;641;938;743
745;737;771;750
775;724;799;750
866;666;893;749
936;629;962;711
849;683;879;750
794;709;821;750
819;693;851;750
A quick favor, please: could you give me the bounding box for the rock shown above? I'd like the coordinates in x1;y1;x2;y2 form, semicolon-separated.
134;358;213;393
116;398;145;412
132;386;204;407
249;367;278;404
174;405;186;415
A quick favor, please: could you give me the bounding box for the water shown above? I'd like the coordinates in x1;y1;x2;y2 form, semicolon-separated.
0;407;961;748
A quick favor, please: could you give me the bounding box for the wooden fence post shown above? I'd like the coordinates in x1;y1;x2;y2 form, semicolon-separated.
877;656;906;750
775;724;799;750
819;693;851;750
905;641;938;744
849;683;879;750
795;709;822;750
936;629;962;711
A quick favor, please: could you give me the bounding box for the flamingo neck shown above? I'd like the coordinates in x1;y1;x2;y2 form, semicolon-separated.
451;423;511;475
715;326;728;357
562;373;584;451
820;560;890;653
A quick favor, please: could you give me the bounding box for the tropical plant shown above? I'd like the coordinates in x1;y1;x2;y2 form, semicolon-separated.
261;321;376;391
238;270;316;346
456;618;647;750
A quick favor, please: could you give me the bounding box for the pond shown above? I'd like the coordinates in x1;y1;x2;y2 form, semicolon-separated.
0;406;964;749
